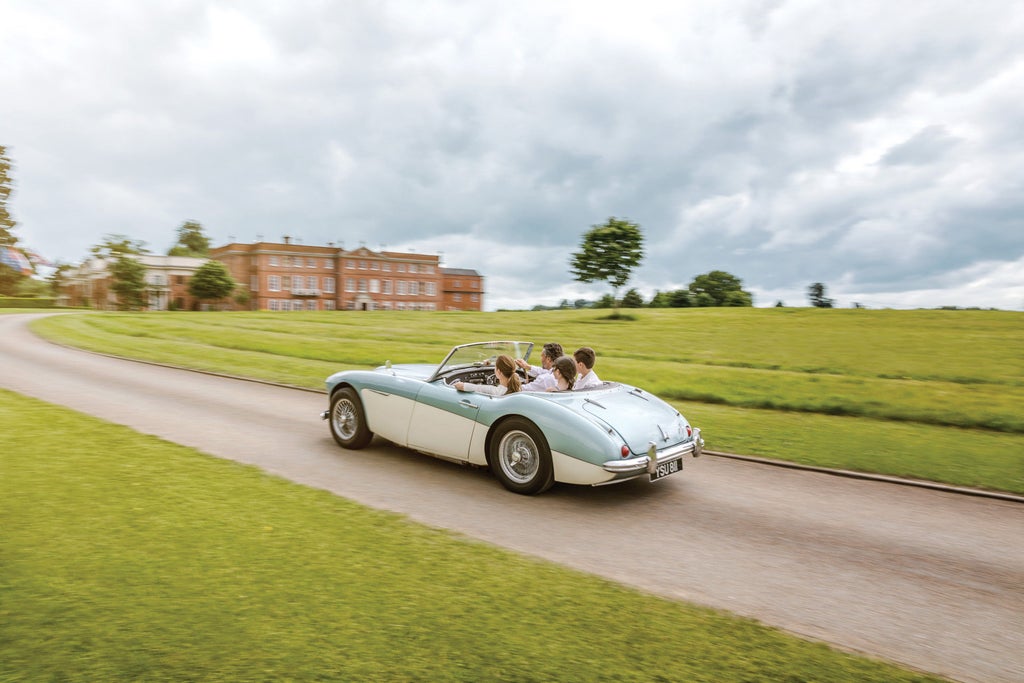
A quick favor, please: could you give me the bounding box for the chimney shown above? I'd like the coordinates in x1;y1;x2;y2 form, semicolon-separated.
283;235;291;244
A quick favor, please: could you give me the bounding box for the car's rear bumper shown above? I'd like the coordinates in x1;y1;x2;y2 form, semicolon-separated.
602;428;703;476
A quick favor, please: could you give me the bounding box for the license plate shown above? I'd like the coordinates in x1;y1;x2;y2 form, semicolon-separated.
650;457;682;481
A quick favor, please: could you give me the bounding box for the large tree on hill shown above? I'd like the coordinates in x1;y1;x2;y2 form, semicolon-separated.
808;282;835;308
687;270;753;307
570;216;644;315
189;260;236;307
168;220;212;256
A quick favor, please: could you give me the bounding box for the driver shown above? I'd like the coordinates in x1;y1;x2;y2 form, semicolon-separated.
517;342;563;392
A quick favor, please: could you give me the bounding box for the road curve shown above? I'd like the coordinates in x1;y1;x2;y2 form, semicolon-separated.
2;314;1021;683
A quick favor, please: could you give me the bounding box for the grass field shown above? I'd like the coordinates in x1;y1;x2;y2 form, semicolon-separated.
29;307;1024;494
0;389;948;682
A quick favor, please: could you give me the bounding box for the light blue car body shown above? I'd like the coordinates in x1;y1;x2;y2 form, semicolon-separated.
323;341;703;489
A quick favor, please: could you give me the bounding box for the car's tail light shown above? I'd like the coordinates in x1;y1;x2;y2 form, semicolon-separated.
686;425;692;437
621;445;630;458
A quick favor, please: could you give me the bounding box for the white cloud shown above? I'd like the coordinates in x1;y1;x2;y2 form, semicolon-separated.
1;0;1022;310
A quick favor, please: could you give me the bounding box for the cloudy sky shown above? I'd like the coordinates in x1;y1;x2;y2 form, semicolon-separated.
2;1;1023;310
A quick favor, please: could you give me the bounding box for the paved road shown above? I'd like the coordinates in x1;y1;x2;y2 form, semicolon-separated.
2;314;1022;683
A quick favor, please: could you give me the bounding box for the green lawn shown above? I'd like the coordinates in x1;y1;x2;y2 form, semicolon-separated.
0;389;947;682
29;308;1024;494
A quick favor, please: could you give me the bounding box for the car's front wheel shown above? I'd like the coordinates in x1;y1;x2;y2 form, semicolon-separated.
489;418;554;495
329;387;373;449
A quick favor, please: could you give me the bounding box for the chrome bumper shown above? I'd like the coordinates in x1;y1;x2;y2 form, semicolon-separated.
602;428;703;474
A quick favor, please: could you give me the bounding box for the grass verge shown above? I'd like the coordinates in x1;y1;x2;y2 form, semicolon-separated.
0;389;946;682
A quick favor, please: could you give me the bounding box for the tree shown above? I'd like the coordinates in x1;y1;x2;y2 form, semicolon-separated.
168;220;211;257
0;146;28;295
110;255;148;310
687;271;753;307
1;145;18;246
48;262;73;296
91;234;148;259
189;260;236;307
649;290;671;308
808;282;834;308
621;288;645;308
569;217;644;315
668;289;693;308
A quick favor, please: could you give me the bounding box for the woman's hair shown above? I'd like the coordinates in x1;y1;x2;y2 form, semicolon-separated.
552;355;576;390
496;354;521;393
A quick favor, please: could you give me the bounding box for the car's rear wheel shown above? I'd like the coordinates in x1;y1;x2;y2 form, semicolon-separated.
489;418;554;495
329;387;373;449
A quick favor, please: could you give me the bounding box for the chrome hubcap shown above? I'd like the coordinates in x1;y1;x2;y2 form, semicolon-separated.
333;399;357;440
498;430;539;484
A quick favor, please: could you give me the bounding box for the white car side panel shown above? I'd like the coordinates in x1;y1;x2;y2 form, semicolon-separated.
552;450;616;485
407;402;477;461
361;389;415;445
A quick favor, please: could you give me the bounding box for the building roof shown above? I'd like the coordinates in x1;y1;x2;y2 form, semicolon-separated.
440;267;481;277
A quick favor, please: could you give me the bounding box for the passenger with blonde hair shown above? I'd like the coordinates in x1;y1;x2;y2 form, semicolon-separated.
454;354;522;396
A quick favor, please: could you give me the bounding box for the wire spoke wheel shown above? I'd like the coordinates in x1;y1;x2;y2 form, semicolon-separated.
489;417;553;495
329;387;372;449
498;430;541;484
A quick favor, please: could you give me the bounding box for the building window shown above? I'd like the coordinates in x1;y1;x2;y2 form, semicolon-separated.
408;264;417;274
251;275;258;292
269;276;281;292
359;260;367;270
346;260;355;269
346;278;355;292
324;300;335;311
454;293;462;302
471;294;479;302
358;278;367;293
423;265;433;274
371;262;379;270
307;258;315;268
454;280;461;288
409;281;419;296
398;264;406;273
426;282;436;296
396;281;407;295
382;280;392;294
270;256;279;266
306;276;316;289
269;300;279;311
382;263;391;272
307;301;317;310
370;279;380;294
324;277;335;294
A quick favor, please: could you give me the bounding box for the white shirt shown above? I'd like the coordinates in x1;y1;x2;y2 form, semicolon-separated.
522;369;558;392
458;382;508;396
573;370;602;390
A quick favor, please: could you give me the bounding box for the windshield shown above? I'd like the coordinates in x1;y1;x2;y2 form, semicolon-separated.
430;341;533;380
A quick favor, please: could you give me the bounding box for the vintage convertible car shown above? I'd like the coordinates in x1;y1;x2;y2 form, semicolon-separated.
321;341;703;495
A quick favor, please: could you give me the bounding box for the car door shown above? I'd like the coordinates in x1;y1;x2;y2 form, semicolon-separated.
406;381;480;461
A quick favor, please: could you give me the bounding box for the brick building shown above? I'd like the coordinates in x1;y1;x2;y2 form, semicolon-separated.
440;267;485;311
210;239;484;311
